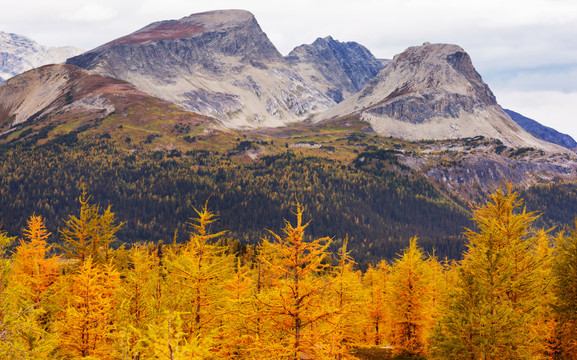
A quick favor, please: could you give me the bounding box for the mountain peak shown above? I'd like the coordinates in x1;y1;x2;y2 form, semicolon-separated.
67;9;334;128
106;9;258;47
0;31;83;80
362;42;497;107
321;42;564;151
287;36;384;102
181;9;256;25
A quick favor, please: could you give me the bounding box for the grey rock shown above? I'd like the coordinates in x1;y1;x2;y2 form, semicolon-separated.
0;31;83;80
321;43;567;152
504;109;577;149
68;10;284;80
359;43;498;121
66;10;334;127
181;89;243;116
287;36;384;102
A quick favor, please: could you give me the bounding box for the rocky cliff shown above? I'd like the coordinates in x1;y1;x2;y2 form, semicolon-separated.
286;36;384;103
67;10;335;128
320;43;565;152
0;31;83;80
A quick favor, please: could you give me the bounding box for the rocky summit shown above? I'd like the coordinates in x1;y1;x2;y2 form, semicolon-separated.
67;10;335;128
0;31;83;80
286;36;385;103
321;43;564;152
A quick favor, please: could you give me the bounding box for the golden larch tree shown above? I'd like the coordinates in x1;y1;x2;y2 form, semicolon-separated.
553;220;577;359
60;186;122;264
259;203;334;360
8;215;60;358
386;237;435;356
55;258;121;358
361;262;388;346
431;185;550;360
329;237;367;359
164;201;231;355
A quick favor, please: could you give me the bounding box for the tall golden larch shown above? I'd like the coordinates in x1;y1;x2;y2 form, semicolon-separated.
386;237;434;356
361;263;388;346
55;258;121;358
431;185;550;360
259;203;333;360
8;215;60;358
553;221;577;359
164;201;231;352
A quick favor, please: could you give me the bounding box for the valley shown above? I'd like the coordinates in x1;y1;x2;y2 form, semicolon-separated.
1;7;577;359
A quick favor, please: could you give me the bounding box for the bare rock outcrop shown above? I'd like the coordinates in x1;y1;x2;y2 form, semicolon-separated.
320;43;568;153
67;10;335;128
286;36;385;103
0;31;83;80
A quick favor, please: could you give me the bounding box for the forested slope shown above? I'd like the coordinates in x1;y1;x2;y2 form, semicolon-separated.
0;136;472;263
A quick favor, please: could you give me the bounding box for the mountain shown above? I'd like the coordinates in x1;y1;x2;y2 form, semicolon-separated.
2;10;577;264
0;31;83;80
320;43;563;151
286;36;385;103
67;10;335;128
504;109;577;149
0;64;212;143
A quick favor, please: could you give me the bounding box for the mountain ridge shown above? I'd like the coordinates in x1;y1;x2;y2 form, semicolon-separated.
504;109;577;149
319;42;566;153
0;10;569;155
67;9;337;128
286;36;385;103
0;31;83;80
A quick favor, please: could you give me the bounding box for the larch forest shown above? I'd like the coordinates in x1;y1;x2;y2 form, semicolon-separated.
0;184;576;360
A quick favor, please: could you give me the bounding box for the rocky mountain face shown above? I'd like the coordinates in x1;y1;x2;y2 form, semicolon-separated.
0;64;210;139
0;31;83;80
67;10;335;128
286;36;384;103
3;11;571;155
320;43;564;152
504;109;577;149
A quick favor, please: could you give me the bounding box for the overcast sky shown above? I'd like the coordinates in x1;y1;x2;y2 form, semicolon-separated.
2;0;577;139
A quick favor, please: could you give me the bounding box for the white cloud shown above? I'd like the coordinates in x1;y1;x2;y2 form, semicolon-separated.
60;4;118;23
